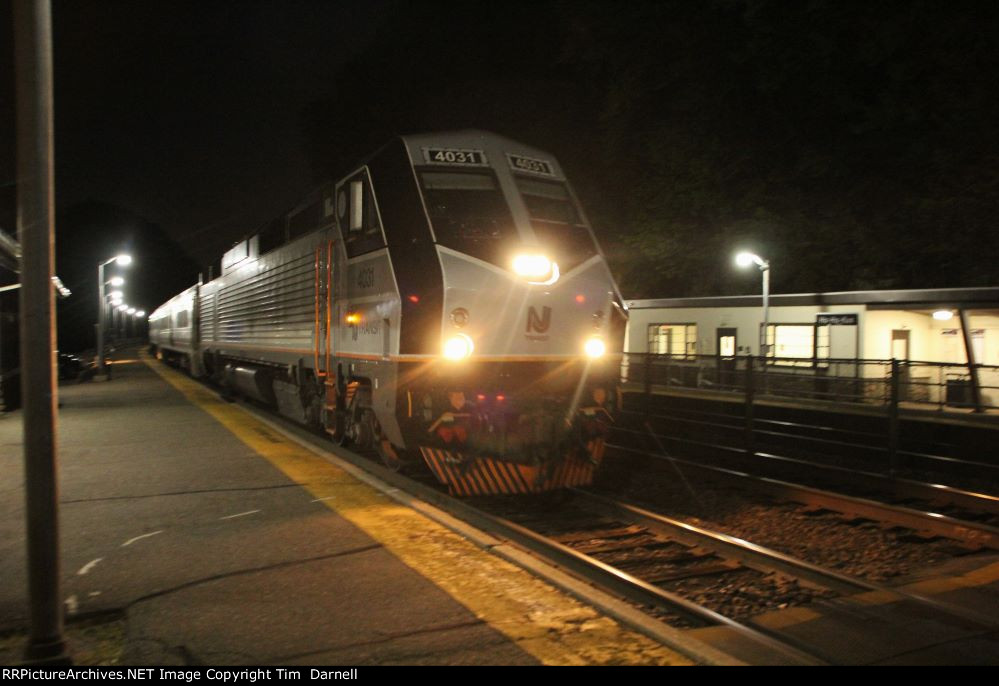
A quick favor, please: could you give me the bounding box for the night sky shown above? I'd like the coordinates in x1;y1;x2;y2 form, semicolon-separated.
49;1;386;261
3;1;999;351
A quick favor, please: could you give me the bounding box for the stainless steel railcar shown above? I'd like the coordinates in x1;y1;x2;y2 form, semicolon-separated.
150;130;627;495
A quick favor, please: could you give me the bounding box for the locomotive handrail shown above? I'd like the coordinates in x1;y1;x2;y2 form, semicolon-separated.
325;240;333;375
314;244;326;378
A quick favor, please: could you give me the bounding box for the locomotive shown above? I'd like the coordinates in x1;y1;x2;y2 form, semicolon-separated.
150;130;627;495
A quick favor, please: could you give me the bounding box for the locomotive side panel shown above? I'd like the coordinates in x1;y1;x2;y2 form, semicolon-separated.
328;158;405;447
205;229;332;369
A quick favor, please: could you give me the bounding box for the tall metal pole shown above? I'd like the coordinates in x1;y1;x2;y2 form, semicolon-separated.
97;262;105;372
761;264;770;357
958;308;984;413
97;262;107;374
14;0;67;662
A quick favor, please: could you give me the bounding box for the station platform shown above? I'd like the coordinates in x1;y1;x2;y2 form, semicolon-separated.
0;348;692;666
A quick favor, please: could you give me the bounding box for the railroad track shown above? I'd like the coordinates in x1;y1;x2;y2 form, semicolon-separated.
614;408;999;530
605;437;999;552
621;399;999;494
232;395;999;665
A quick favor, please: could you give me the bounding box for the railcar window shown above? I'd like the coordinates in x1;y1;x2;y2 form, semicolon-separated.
337;170;385;257
419;171;517;267
516;177;596;271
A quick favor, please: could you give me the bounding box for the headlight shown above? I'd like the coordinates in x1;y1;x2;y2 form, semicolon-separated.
512;254;559;284
443;333;474;360
512;254;551;278
584;337;606;359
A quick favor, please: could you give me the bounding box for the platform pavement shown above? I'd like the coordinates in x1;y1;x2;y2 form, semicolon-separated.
0;348;692;666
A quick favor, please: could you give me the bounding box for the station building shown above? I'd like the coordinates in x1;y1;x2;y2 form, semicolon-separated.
624;287;999;411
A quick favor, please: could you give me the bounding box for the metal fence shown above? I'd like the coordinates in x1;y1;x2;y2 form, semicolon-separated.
621;353;999;414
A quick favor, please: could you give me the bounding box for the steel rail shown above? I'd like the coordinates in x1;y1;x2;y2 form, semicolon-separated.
607;440;999;550
611;423;999;518
572;489;999;629
572;490;873;596
623;406;989;474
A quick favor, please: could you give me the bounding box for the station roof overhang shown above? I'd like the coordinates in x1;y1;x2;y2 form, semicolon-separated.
0;227;71;298
0;228;19;275
627;287;999;312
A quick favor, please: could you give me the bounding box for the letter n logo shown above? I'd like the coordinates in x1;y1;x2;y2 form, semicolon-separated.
527;306;551;333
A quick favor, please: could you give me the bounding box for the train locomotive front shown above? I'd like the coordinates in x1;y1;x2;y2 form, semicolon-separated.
151;130;627;496
390;133;626;495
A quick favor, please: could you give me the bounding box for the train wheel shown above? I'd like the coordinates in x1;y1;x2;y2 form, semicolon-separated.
338;407;358;447
360;409;404;471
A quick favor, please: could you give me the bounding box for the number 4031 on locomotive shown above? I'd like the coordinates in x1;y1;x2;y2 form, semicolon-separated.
149;130;627;496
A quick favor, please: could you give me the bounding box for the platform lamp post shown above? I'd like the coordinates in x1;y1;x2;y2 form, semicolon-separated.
735;252;771;357
97;254;131;374
107;291;122;341
108;294;123;342
116;303;128;339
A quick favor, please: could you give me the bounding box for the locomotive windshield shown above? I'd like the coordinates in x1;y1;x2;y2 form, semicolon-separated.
516;177;597;270
420;171;518;266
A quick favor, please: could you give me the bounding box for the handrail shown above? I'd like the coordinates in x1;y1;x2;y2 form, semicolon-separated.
325;240;333;376
313;244;326;378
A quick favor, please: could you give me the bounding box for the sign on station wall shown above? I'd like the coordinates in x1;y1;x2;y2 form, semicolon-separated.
816;313;858;325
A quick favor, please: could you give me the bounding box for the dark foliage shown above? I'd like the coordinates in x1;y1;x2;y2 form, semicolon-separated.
303;0;999;298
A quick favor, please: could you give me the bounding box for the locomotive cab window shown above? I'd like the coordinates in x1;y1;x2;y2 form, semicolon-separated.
516;177;596;271
337;170;385;258
419;171;517;267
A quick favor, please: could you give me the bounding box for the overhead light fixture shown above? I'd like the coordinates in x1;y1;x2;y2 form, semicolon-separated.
933;310;954;321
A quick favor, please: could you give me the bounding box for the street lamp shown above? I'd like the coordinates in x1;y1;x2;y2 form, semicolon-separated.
97;254;132;373
115;303;128;339
108;276;124;287
735;251;771;356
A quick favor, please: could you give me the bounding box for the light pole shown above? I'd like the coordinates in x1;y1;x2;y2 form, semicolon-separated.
116;303;128;340
97;254;130;373
735;251;771;357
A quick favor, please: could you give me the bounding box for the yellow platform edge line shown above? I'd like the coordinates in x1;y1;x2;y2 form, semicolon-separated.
141;353;692;666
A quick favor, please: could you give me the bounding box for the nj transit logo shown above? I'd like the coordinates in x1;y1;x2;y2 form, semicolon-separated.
526;306;551;339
